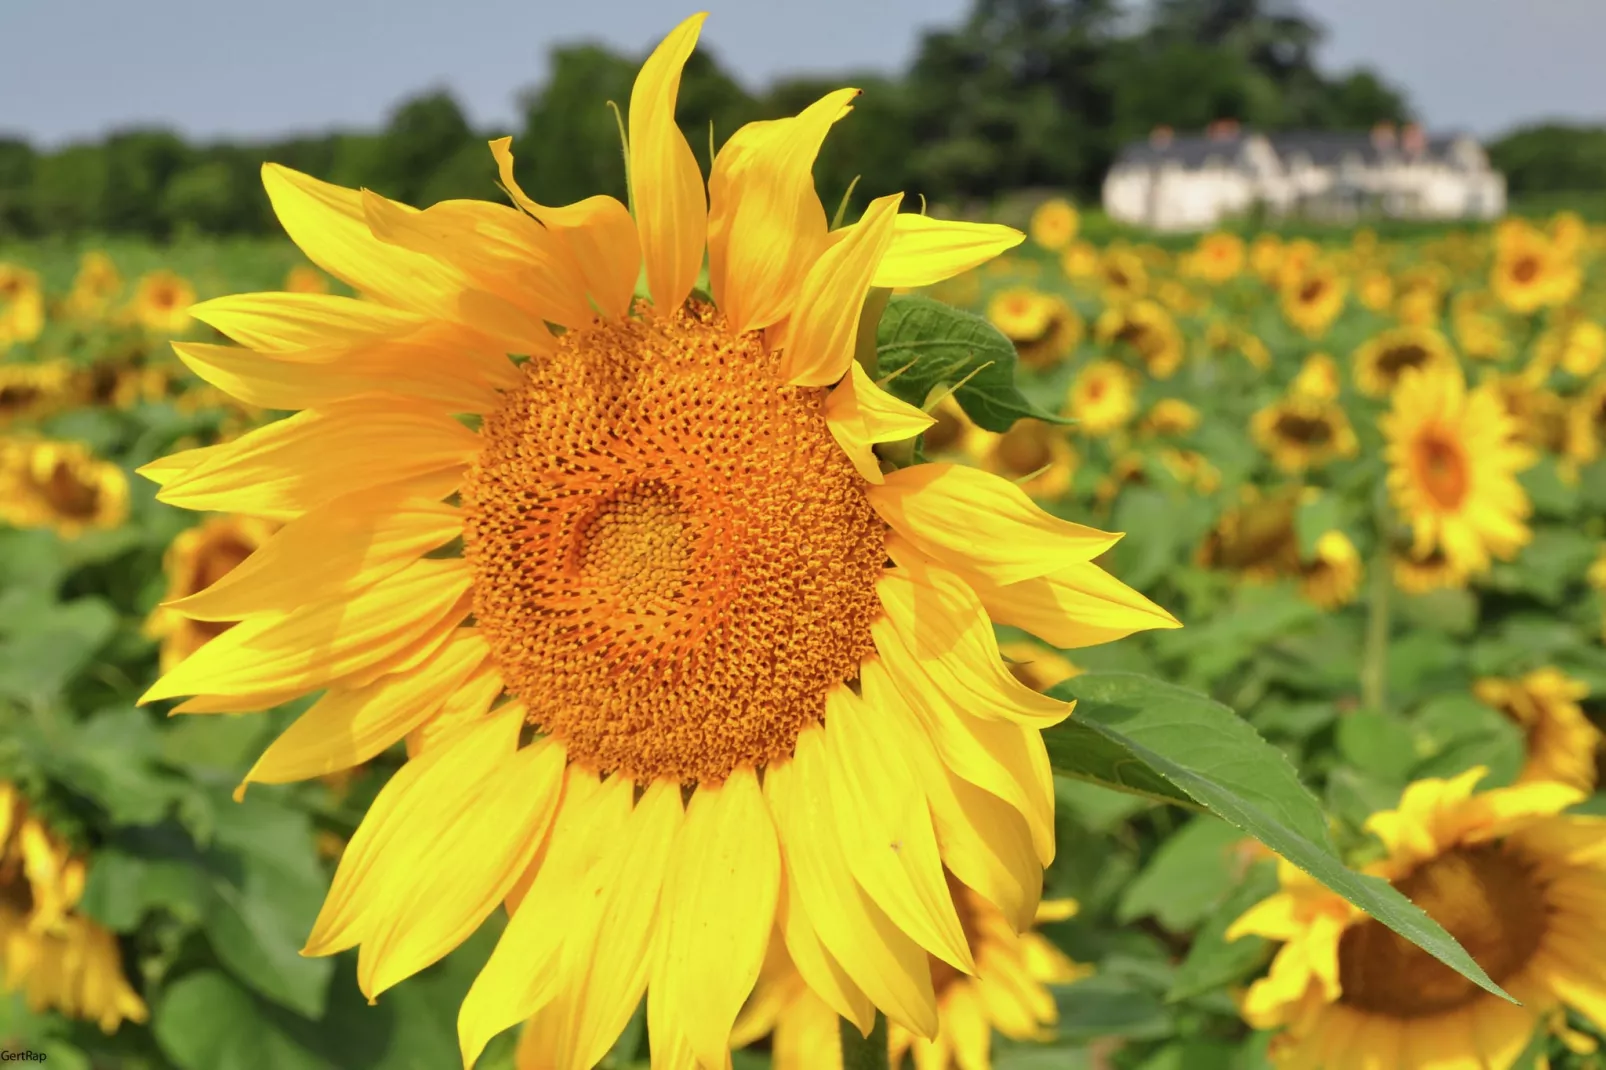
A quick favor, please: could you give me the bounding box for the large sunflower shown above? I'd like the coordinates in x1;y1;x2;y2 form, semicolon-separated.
137;16;1179;1068
1382;363;1533;576
1230;770;1606;1069
1474;668;1600;793
1352;325;1456;398
726;883;1088;1070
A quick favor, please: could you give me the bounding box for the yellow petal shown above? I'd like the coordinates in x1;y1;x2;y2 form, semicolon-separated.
488;137;641;321
456;769;633;1069
824;684;975;973
872;617;1056;866
875;561;1073;728
782;193;903;387
139;558;471;704
238;628;490;790
156;398;478;521
136;442;232;488
407;660;505;759
775;873;876;1034
824;361;935;484
707;88;859;333
171;688;309;714
868;462;1120;584
188;291;425;351
165;483;461;621
360;191;592;331
627;13;708;313
765;729;940;1038
650;768;779;1068
862;658;1041;932
872;214;1024;288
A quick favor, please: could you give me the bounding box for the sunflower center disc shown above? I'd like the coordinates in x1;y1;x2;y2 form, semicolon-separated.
1337;844;1546;1018
1415;433;1469;509
461;301;887;785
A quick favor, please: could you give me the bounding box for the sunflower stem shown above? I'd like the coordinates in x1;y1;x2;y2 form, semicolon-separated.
840;1012;889;1070
1360;495;1394;714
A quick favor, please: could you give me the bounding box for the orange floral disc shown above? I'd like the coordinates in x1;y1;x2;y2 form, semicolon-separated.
460;301;887;784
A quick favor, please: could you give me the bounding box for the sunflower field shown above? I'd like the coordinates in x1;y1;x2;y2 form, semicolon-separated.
5;22;1606;1070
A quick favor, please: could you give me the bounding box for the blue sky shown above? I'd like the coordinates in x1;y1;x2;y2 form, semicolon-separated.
3;0;1602;146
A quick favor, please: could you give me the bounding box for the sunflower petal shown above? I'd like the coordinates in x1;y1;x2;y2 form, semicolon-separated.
775;873;876;1033
628;13;708;313
873;214;1025;288
825;361;935;484
136;442;232;488
783;193;903;387
707;88;859;334
189;292;425;351
649;768;779;1068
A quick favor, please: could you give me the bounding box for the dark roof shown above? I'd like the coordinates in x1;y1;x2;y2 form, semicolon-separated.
1114;129;1474;171
1114;134;1259;169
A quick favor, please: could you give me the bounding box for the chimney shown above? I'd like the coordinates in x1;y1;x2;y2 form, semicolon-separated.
1207;119;1241;141
1150;125;1174;149
1402;123;1427;156
1370;122;1397;150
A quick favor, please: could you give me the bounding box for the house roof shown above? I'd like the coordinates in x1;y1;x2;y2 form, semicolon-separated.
1114;129;1473;171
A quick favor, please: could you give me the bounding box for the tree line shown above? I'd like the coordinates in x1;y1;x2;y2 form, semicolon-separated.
0;0;1592;241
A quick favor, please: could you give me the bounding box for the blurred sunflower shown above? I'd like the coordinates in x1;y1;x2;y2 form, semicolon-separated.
987;288;1053;342
1275;239;1321;290
1096;299;1184;378
145;515;281;672
0;784;148;1033
1485;373;1569;455
1231;770;1606;1070
999;640;1082;694
1491;220;1580;315
1250;234;1284;283
1183;232;1244;284
917;395;974;458
1451;290;1511;362
1059;241;1098;281
1138;398;1200;437
1251;396;1358;473
285;264;330;294
1355;268;1394;312
1280;263;1346;339
1383;363;1532;577
1393;264;1450;328
963;418;1077;499
63;251;123;320
729;885;1088;1070
1065;360;1136;435
131;269;197;334
1563;376;1606;469
136;16;1180;1067
0;438;130;538
1198;489;1301;581
1352;324;1456;397
0;263;45;349
1538;318;1606;379
0;360;75;426
1027;197;1078;251
1099;246;1148;301
1158;448;1220;494
1290;352;1341;400
74;358;172;411
1474;668;1599;792
1391;545;1467;594
1298;530;1361;610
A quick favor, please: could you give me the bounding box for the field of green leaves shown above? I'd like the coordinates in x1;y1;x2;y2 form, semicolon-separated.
2;200;1606;1069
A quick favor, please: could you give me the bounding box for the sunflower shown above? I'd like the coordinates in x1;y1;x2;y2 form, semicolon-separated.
998;640;1082;694
0;263;45;350
1096;299;1184;378
285;264;330;294
1491;221;1580;315
1065;360;1137;436
63;250;123;320
1059;241;1098;281
1230;769;1606;1070
1251;396;1358;473
1280;264;1346;339
135;17;1180;1067
0;783;148;1033
144;515;282;672
1158;448;1220;494
1138;398;1200;437
1565;377;1606;467
1016;299;1084;370
1551;320;1606;378
1356;268;1394;312
1028;197;1078;251
74;356;172;411
1474;668;1600;793
1184;232;1245;284
1198;489;1302;582
987;288;1054;342
1099;247;1148;301
1451;290;1511;362
1383;363;1532;576
728;882;1089;1070
1351;325;1456;397
918;395;976;458
1250;234;1284;283
0;360;75;426
1275;239;1321;290
1290;353;1341;401
1486;373;1569;455
1298;531;1362;610
962;418;1077;499
0;437;130;538
1391;545;1467;594
131;269;197;334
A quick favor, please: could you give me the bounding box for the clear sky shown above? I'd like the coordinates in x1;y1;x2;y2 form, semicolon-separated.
3;0;1603;147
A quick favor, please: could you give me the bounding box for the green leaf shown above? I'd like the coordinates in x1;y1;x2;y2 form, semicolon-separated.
1334;710;1417;786
1119;816;1245;932
1046;673;1512;1006
1410;694;1525;788
0;597;117;702
1394;587;1479;637
154;971;326;1070
1167;860;1279;1001
1042;719;1198;810
1053;775;1153;832
1294;494;1341;558
1049;973;1173;1043
874;294;1066;431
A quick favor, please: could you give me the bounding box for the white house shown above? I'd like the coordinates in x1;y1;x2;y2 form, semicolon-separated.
1103;122;1506;232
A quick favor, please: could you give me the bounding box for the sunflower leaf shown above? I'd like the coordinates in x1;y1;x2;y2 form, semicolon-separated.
1045;672;1515;1005
873;293;1069;431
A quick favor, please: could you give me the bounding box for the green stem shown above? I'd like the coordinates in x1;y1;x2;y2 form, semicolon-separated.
1360;497;1394;714
840;1012;889;1070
